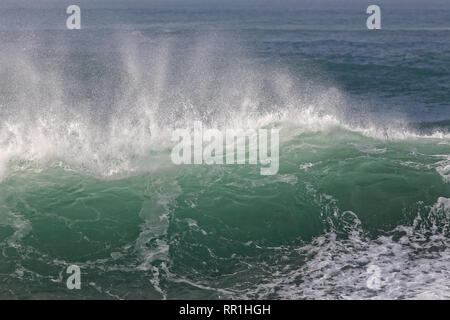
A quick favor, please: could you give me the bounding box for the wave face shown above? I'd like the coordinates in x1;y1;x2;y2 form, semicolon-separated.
1;0;450;299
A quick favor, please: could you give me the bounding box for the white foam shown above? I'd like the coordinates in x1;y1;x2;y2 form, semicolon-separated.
219;196;450;300
0;32;448;184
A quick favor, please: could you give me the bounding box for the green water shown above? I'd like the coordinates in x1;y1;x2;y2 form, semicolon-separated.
1;128;449;299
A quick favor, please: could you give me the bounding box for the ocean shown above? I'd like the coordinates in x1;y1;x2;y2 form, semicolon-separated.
0;0;449;299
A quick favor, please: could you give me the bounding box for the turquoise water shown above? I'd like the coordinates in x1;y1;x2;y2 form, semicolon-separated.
0;0;450;299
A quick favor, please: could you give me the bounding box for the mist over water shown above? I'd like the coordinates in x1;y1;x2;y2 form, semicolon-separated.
0;0;450;299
